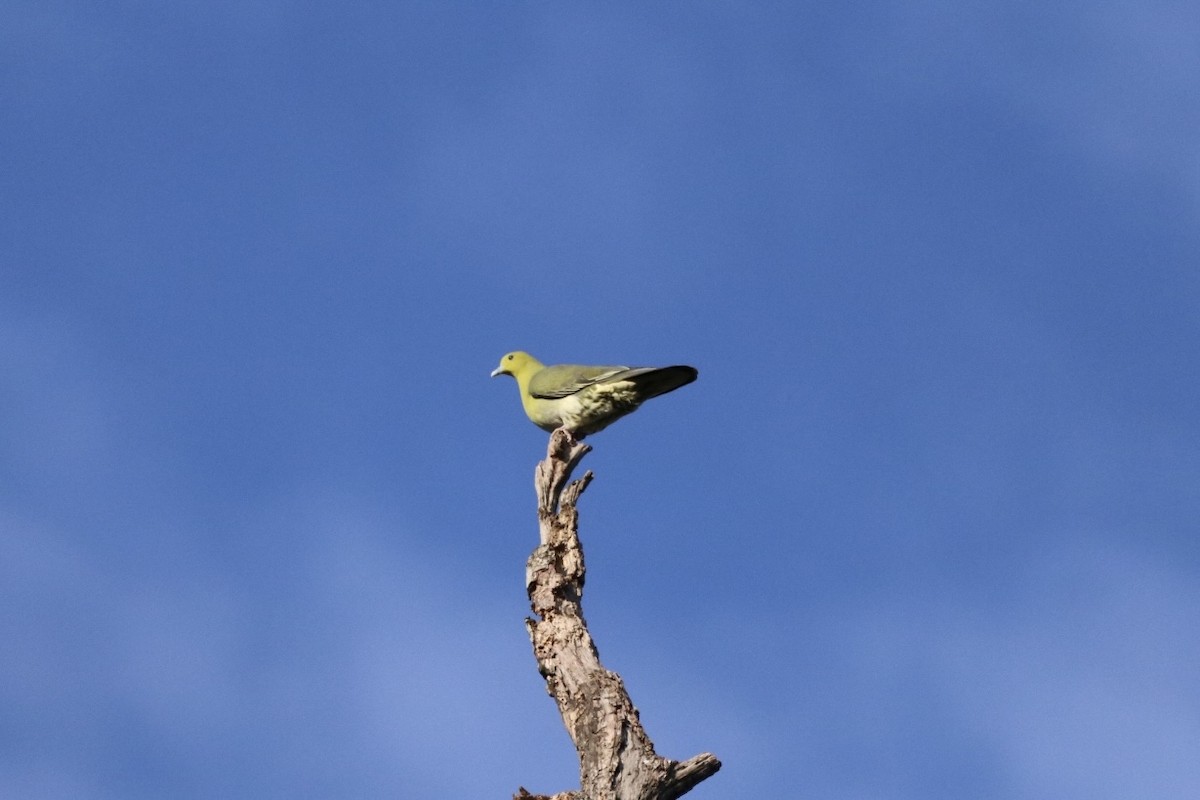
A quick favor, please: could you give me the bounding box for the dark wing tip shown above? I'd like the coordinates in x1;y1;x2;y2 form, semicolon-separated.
676;365;698;383
628;364;698;400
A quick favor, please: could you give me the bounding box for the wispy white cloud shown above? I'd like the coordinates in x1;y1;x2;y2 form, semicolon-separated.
0;313;574;797
938;538;1200;798
802;536;1200;798
878;1;1200;205
0;491;576;796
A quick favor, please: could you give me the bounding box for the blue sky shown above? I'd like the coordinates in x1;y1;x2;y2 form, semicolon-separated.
3;2;1199;798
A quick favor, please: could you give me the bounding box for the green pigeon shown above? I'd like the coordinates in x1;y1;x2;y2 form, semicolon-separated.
491;351;698;438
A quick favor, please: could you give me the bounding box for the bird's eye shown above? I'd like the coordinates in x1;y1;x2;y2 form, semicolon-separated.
507;354;514;361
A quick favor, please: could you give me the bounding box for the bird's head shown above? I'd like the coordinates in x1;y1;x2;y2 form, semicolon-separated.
490;351;543;380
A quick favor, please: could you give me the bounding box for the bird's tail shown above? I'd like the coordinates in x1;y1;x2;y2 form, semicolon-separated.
625;365;699;400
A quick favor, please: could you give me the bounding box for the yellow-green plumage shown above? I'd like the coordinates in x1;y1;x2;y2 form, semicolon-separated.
491;351;698;438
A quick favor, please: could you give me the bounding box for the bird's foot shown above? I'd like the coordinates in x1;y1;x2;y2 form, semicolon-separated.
551;425;582;445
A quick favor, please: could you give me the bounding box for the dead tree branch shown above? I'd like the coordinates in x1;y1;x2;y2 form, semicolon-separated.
515;429;721;800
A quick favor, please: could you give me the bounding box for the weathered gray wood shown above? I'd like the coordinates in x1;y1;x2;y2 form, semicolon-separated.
516;429;720;800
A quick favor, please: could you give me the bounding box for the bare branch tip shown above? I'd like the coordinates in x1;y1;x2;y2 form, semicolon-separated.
664;752;723;795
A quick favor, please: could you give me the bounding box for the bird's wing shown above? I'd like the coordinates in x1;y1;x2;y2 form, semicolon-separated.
528;364;630;399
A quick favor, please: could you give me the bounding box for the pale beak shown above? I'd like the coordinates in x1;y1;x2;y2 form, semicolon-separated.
490;367;504;377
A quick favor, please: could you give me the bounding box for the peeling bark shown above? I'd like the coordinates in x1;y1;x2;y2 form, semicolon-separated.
515;429;720;800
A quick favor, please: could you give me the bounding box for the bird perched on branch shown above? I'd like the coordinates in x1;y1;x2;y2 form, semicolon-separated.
491;351;698;438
